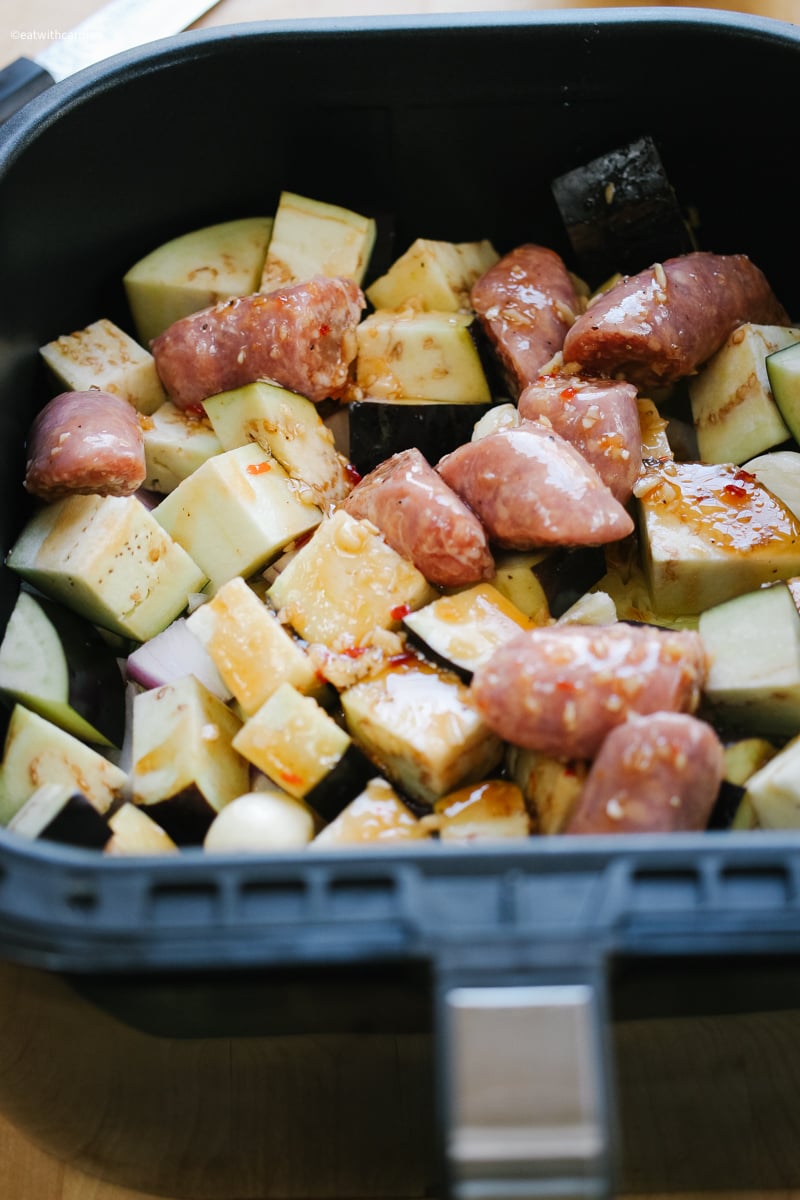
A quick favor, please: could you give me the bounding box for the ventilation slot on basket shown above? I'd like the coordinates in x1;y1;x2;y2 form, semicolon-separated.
240;878;308;920
65;886;99;913
719;865;791;908
629;867;702;914
149;882;220;923
326;875;399;918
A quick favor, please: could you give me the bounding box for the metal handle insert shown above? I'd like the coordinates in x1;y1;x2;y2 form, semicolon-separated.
442;983;610;1200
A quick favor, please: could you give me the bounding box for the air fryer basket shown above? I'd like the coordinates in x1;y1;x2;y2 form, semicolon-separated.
1;10;800;1199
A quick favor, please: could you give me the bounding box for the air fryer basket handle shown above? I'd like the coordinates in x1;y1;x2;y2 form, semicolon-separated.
435;971;614;1200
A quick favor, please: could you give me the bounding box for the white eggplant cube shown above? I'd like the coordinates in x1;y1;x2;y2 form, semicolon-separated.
636;460;800;615
124;216;274;345
355;309;492;403
40;317;166;415
366;237;499;313
187;576;324;717
142;401;223;494
132;675;249;840
0;705;128;825
203;380;351;508
267;509;436;649
232;682;353;802
6;494;207;641
341;658;504;806
689;323;800;464
153;443;323;593
260;190;376;292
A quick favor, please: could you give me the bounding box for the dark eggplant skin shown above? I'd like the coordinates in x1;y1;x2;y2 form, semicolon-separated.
141;787;217;847
0;585;127;747
348;400;494;478
402;623;473;685
534;546;608;618
305;743;376;823
551;134;697;288
706;778;747;830
41;792;113;850
32;590;126;746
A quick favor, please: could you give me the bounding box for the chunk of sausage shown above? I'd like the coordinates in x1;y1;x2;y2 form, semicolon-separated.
470;244;582;397
565;712;725;834
436;419;634;549
151;276;365;411
518;374;642;504
470;623;708;759
561;252;789;388
24;390;146;501
343;447;494;588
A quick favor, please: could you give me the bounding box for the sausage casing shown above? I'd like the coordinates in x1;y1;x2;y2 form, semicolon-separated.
566;711;725;834
470;623;708;759
470;244;582;397
151;276;365;411
24;390;146;501
437;419;634;549
518;374;642;503
343;447;494;588
561;252;789;388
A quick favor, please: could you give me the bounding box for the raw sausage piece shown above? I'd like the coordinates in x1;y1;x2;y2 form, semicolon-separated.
436;419;634;549
565;711;725;834
24;390;146;501
470;244;582;398
518;374;642;504
470;623;708;759
343;447;494;588
151;276;365;411
561;251;789;389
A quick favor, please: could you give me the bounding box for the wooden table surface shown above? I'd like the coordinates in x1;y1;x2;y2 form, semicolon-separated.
1;0;799;1197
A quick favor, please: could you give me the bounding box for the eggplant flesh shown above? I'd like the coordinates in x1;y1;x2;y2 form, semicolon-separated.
0;587;126;747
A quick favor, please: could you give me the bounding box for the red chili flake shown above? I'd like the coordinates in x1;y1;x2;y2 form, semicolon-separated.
342;646;368;658
345;461;362;486
390;603;411;621
279;769;304;787
722;483;748;501
388;651;415;667
246;461;272;475
734;468;756;483
555;679;576;692
560;386;578;400
318;323;331;336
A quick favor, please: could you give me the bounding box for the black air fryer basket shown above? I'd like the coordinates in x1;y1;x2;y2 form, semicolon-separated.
1;10;800;1199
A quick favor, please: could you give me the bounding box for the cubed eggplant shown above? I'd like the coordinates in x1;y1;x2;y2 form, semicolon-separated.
0;588;126;747
8;783;112;849
348;398;494;478
551;134;697;287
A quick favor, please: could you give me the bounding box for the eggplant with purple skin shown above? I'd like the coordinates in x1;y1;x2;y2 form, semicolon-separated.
551;134;697;288
491;546;608;620
0;587;126;747
131;675;249;846
232;682;375;824
8;783;112;850
348;398;494;478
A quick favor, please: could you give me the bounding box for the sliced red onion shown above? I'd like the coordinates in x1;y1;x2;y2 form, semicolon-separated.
126;617;232;700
